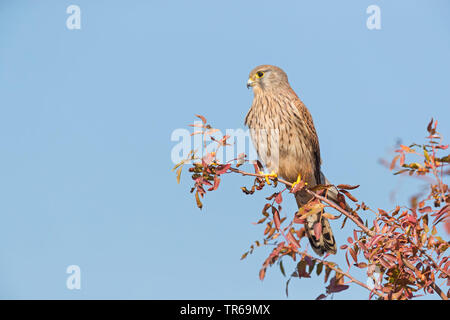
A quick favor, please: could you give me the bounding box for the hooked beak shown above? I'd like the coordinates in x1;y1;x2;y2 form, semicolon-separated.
247;78;255;89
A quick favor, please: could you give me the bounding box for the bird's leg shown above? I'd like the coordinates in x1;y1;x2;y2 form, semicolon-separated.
258;170;277;185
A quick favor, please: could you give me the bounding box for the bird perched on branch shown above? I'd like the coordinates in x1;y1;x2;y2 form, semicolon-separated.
245;64;340;256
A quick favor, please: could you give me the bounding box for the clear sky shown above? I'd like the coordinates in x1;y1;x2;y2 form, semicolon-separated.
0;0;449;299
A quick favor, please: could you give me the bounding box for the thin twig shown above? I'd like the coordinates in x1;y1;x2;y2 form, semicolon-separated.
228;166;448;300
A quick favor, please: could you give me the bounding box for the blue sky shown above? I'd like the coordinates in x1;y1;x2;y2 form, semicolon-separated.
0;0;448;299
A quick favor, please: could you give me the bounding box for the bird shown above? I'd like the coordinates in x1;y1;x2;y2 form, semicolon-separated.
245;64;340;256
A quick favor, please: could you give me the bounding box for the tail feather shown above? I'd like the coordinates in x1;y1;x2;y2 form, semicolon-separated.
304;213;337;256
295;172;351;256
295;190;337;256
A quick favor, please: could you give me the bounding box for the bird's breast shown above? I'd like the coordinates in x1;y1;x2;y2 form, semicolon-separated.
246;94;316;183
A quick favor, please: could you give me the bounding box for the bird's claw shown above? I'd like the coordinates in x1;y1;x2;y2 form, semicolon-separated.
291;174;307;191
259;171;277;185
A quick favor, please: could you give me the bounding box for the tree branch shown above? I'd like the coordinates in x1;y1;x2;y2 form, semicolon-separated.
229;166;449;300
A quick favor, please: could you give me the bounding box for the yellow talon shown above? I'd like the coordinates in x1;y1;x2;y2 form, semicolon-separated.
259;170;277;185
291;174;304;190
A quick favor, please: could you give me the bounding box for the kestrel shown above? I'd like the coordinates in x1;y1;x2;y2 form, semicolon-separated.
245;65;340;256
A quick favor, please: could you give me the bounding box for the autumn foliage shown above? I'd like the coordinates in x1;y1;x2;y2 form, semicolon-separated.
173;116;449;300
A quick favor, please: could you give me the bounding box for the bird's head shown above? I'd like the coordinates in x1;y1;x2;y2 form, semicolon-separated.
247;65;289;92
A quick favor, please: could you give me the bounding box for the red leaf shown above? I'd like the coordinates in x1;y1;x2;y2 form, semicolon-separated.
379;258;392;269
275;192;283;204
400;145;412;153
297;260;311;278
195;114;207;124
368;234;382;247
383;254;397;264
195;191;203;209
345;251;350;268
337;184;360;190
259;268;266;280
418;206;432;214
432;204;449;219
265;193;277;200
188;123;205;128
355;262;367;268
297;227;306;239
293;216;306;224
262;203;271;215
340;189;358;202
273;207;281;230
331;284;349;293
215;163;231;175
426;118;434;134
314;223;322;240
373;220;380;233
208;176;220;191
286;232;300;249
390;155;400;170
202;152;214;166
349;248;358;263
399;153;405;166
327;277;349;293
406;214;417;224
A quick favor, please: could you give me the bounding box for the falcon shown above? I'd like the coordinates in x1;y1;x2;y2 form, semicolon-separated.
245;64;340;256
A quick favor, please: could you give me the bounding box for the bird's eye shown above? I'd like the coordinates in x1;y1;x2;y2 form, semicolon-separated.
256;71;265;78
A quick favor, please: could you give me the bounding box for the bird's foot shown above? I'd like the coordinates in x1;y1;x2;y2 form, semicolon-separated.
291;174;307;191
259;170;277;185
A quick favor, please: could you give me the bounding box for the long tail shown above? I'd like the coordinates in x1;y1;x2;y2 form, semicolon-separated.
295;172;349;256
305;212;337;256
295;191;337;256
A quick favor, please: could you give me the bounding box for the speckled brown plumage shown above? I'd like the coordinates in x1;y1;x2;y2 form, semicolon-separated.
245;65;337;256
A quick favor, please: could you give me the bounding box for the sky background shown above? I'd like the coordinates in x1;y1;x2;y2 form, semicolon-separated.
0;0;449;299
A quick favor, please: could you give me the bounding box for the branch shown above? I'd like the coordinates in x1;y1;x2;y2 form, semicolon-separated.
229;167;375;236
400;256;448;300
230;167;387;298
296;248;384;299
179;115;449;300
230;166;449;300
